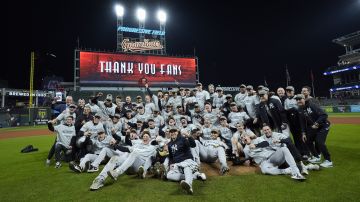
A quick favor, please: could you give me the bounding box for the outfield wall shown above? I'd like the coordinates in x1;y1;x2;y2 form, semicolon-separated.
321;105;360;113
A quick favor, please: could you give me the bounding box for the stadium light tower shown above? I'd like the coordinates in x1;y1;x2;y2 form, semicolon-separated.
136;8;146;45
115;4;124;52
157;10;167;55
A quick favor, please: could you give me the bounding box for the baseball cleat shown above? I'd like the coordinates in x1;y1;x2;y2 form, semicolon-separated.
87;165;99;173
69;162;82;173
197;172;207;181
55;162;62;169
45;159;51;167
107;170;119;181
308;156;321;164
291;173;306;181
220;166;230;175
137;166;146;179
89;177;104;191
280;168;292;175
320;160;333;168
180;180;193;195
306;163;320;171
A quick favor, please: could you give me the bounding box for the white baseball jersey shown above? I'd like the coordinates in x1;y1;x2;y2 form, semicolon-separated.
56;111;76;124
219;126;233;141
228;111;250;127
149;114;165;128
201;126;217;140
284;97;298;110
148;127;160;140
167;96;183;109
80;121;104;139
212;95;227;109
234;92;247;107
54;124;76;148
92;135;113;154
135;112;150;123
104;120;123;137
243;95;257;118
96;101;117;120
196;90;210;105
145;102;156;115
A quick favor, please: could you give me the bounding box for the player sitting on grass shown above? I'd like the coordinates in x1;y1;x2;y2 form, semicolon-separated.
69;130;116;173
243;129;307;181
198;129;230;175
47;116;76;168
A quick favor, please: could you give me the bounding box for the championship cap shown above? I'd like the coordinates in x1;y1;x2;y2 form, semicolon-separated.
169;128;178;133
196;82;203;86
246;85;253;90
106;94;113;101
211;129;219;134
69;104;77;108
258;90;268;96
294;94;305;100
94;113;102;118
215;87;223;91
113;114;121;119
136;95;142;99
226;94;233;98
286;86;295;91
240;84;246;88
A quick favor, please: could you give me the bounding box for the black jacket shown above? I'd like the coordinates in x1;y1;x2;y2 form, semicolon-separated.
298;100;329;133
258;98;288;130
168;135;196;164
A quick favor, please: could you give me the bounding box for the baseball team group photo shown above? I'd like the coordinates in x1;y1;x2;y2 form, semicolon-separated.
3;0;360;201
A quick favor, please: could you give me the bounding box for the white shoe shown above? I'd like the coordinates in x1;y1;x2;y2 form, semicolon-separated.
320;160;333;168
55;162;62;169
197;172;207;181
45;159;51;166
306;163;320;171
291;173;306;181
89;177;104;191
308;156;321;164
300;162;309;175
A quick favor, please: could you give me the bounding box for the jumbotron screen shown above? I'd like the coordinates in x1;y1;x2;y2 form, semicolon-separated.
79;51;196;87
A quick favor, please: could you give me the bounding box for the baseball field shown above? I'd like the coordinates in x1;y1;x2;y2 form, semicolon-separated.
0;114;359;202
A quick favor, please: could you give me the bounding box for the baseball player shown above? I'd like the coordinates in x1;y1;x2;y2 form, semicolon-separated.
69;131;116;173
166;128;206;194
234;84;247;107
227;102;250;129
47;116;76;168
243;133;306;181
212;87;226;109
231;122;256;165
198;129;230;175
103;113;123;138
91;93;117;121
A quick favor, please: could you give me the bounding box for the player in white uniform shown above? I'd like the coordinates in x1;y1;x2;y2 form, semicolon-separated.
47;116;76;168
69;131;116;173
198;129;230;175
231;122;256;165
107;131;157;181
234;84;247;107
212;87;226;109
91;93;117;121
227;102;250;129
103;114;122;138
201;118;217;140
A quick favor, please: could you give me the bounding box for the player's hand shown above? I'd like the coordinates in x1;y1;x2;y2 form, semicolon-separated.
110;138;116;145
253;118;258;124
111;128;116;134
311;123;319;129
302;134;307;142
244;160;251;166
84;132;89;137
249;144;256;149
281;123;287;130
273;139;280;144
145;83;149;88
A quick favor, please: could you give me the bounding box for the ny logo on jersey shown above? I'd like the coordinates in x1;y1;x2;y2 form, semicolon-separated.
306;107;313;114
269;103;275;109
171;144;178;154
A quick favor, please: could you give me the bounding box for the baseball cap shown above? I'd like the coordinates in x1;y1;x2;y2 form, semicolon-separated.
215;87;223;91
246;85;253;90
240;84;246;88
257;85;264;90
185;88;190;91
192;88;198;91
125;109;132;113
262;87;269;92
219;116;227;121
211;129;219;134
226;94;232;98
106;94;113;101
94;113;101;118
230;102;237;106
69;104;77;108
194;103;200;107
176;105;183;108
136;95;142;99
137;105;144;109
196;83;202;86
294;94;305;100
286;86;295;91
258;90;268;96
113;114;121;119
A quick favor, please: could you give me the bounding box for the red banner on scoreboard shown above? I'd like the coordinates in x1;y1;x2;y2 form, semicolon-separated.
79;51;197;87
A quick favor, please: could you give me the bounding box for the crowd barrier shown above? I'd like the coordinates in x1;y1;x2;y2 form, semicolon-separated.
321;105;360;113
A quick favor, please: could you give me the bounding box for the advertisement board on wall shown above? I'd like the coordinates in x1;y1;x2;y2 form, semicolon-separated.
79;51;197;87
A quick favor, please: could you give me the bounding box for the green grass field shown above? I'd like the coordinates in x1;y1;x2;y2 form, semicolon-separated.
0;124;359;201
327;112;360;117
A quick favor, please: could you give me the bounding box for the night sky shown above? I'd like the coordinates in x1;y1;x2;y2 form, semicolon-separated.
5;0;360;96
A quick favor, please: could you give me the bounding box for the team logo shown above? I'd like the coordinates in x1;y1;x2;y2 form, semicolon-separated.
171;144;178;154
306;107;313;114
269;103;275;109
37;110;47;119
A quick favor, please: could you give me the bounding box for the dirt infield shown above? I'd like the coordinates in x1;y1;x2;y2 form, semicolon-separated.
0;129;51;140
201;162;260;176
329;117;360;125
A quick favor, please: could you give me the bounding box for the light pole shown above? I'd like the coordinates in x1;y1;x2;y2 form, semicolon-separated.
136;8;146;45
157;10;167;55
115;5;124;52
